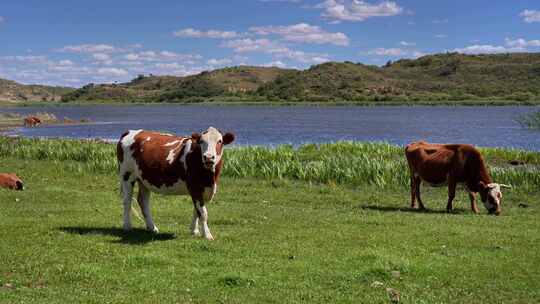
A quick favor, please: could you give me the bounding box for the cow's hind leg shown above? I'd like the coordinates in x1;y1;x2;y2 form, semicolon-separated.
137;182;159;233
193;199;213;240
121;178;134;231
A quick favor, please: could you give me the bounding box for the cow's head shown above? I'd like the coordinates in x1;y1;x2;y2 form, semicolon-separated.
478;182;511;215
192;127;235;171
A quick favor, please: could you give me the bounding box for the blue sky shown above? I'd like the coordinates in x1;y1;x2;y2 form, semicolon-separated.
0;0;539;87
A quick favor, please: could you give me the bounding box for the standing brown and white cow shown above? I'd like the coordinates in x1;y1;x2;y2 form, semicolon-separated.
116;127;235;240
405;141;510;215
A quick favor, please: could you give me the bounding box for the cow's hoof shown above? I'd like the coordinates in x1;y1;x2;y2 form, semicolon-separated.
148;226;159;234
204;234;214;241
191;230;201;237
123;224;132;231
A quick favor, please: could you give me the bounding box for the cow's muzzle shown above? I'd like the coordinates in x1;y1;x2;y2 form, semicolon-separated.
203;161;214;169
488;208;501;216
203;154;216;169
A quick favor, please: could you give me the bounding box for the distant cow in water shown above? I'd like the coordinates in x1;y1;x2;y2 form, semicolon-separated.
116;127;235;240
0;173;24;191
23;116;41;127
405;141;511;215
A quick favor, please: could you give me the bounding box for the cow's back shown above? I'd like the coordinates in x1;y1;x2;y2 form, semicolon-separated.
117;130;191;194
405;142;456;184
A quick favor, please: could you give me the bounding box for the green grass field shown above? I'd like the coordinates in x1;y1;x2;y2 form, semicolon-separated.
1;139;539;303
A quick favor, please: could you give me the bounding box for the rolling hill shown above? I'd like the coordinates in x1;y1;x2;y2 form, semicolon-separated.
6;52;540;103
0;78;74;102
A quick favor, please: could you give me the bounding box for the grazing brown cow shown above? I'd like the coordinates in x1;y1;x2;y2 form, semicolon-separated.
23;116;41;127
116;127;235;240
405;141;510;215
0;173;24;191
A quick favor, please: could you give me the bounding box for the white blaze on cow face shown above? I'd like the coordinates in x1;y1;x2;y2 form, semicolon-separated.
198;127;224;171
482;183;506;215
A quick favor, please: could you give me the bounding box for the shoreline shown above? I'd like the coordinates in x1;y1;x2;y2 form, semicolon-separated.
2;99;540;107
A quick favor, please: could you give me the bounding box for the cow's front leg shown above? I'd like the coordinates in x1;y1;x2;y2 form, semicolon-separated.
190;206;200;236
414;176;426;210
409;174;417;208
194;200;213;240
446;177;457;213
469;192;479;214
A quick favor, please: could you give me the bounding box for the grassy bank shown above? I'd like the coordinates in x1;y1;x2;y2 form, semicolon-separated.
1;137;539;190
0;143;539;302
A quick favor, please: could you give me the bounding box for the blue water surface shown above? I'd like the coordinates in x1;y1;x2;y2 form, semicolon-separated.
1;105;538;151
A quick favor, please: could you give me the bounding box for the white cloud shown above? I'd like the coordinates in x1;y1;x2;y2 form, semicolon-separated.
250;23;349;46
259;0;301;2
65;78;82;84
97;67;128;77
505;37;540;48
207;58;233;65
274;49;330;64
520;10;540;23
368;47;407;56
92;53;111;61
124;51;201;62
58;60;74;66
221;38;329;64
411;51;426;58
125;53;139;61
316;0;403;22
452;45;522;54
0;55;50;64
221;38;285;53
432;19;448;24
59;44;117;53
173;28;239;39
365;47;427;58
155;62;185;70
262;60;288;68
399;41;415;46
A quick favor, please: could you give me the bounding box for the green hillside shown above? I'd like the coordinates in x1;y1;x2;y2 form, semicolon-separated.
258;53;540;102
61;66;289;103
24;52;540;103
0;78;74;103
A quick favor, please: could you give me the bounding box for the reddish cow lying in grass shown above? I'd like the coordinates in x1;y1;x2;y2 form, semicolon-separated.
405;141;511;215
0;173;24;191
116;127;235;240
23;116;41;127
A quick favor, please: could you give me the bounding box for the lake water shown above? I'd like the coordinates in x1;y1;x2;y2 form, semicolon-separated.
1;105;539;151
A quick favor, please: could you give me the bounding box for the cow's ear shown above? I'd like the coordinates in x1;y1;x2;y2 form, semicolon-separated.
191;132;201;142
222;132;235;145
